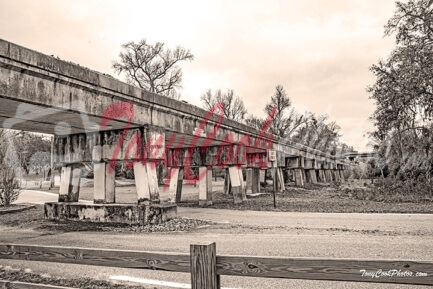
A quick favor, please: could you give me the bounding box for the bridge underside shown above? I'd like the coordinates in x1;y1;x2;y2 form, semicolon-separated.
0;39;348;224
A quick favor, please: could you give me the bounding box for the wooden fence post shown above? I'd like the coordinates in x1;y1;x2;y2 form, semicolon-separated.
190;242;219;289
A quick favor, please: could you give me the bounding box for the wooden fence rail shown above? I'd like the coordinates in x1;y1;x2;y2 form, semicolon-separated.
0;243;432;288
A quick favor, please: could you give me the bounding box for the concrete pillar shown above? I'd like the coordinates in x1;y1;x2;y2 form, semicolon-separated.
94;162;115;203
315;170;320;183
333;170;340;182
317;169;326;182
229;166;244;204
323;170;329;182
168;167;182;203
252;168;260;193
238;168;247;201
199;167;213;206
259;169;266;183
58;165;81;202
175;167;184;203
147;162;160;202
327;170;335;182
224;168;231;194
134;162;150;204
277;167;284;191
133;162;160;204
301;169;307;184
246;168;253;194
306;170;317;183
325;170;333;182
294;168;304;186
339;170;345;181
59;166;71;202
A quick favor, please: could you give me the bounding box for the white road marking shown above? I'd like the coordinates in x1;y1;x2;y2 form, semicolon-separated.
110;276;190;288
110;275;240;289
21;190;58;196
19;190;93;204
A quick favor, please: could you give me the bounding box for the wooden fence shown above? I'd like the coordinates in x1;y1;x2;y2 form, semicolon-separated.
0;243;432;288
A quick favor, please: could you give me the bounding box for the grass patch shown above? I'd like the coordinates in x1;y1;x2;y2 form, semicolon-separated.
179;182;433;213
0;205;213;233
0;265;152;289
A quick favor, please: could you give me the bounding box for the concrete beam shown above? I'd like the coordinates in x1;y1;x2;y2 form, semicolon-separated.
304;158;315;169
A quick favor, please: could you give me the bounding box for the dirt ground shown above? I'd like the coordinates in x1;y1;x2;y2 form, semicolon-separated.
36;176;433;213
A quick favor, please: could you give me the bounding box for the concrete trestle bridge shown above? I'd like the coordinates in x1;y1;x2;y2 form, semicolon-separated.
0;39;347;223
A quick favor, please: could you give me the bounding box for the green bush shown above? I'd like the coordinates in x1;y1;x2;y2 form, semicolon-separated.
372;177;432;202
0;167;20;206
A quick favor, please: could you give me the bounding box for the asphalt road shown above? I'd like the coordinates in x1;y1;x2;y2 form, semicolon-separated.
3;190;433;289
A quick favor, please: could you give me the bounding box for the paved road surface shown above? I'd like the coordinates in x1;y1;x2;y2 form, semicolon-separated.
2;190;432;289
15;189;91;204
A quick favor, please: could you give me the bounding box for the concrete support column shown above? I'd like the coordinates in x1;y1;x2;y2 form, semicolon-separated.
58;165;81;202
134;162;150;204
294;168;304;186
246;168;253;195
314;170;320;183
239;168;247;201
176;167;184;203
224;168;231;194
252;168;260;193
199;167;213;206
306;169;317;184
339;170;345;182
325;170;333;182
301;169;307;184
147;162;160;202
318;169;326;182
168;167;184;203
333;170;340;182
133;162;160;204
259;169;266;183
229;166;245;204
277;167;284;191
94;162;115;204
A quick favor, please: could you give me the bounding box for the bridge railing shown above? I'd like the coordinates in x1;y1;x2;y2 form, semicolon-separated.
0;243;431;288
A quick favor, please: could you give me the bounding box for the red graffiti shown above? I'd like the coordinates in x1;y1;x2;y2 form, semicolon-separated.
99;102;276;190
100;102;134;174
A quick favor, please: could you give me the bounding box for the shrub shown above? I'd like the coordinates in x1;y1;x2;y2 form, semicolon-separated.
0;167;20;206
372;176;432;202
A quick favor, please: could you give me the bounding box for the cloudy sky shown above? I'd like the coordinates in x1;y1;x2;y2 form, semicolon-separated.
0;0;397;151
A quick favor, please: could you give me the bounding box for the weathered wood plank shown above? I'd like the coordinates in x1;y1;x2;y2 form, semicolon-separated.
1;244;432;286
216;255;433;285
0;280;76;289
0;244;190;273
190;243;218;289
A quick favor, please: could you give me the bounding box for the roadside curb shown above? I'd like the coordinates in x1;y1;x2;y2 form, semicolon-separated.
0;204;36;215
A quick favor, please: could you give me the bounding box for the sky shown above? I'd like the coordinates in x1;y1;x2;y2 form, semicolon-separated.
0;0;397;151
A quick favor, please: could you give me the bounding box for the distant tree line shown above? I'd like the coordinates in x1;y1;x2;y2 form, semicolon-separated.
201;84;353;157
367;0;433;199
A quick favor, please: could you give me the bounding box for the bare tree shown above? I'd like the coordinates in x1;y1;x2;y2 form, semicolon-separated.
112;39;194;98
245;115;264;130
264;85;291;137
200;89;247;122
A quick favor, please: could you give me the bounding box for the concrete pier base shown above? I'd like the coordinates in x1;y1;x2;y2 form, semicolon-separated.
44;202;177;225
